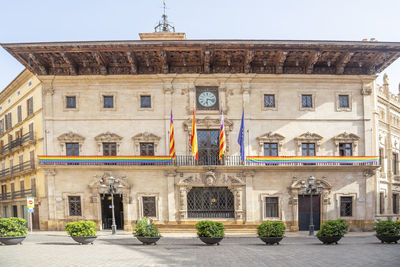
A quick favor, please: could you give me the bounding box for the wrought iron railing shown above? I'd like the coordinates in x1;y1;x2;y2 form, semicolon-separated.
38;155;379;167
0;161;35;179
1;131;35;154
0;188;36;201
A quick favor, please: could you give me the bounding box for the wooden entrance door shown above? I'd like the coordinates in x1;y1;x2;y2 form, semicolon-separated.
32;204;40;229
298;195;320;231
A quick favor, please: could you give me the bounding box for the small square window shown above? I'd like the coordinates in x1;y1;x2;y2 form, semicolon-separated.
264;94;275;108
302;95;313;108
140;96;151;108
66;96;76;109
103;96;114;108
340;196;352;217
68;196;82;216
339;95;349;108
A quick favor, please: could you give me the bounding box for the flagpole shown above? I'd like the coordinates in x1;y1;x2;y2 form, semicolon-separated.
247;129;250;165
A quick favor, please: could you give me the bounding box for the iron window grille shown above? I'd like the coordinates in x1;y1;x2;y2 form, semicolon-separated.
187;187;234;218
142;196;156;217
68;196;82;216
264;94;275;108
265;197;279;217
340;196;352;217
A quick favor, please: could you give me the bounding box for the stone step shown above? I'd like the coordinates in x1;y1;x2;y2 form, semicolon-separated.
158;224;258;234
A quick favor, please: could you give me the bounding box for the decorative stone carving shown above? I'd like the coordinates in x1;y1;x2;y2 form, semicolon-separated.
294;132;323;154
363;169;375;177
94;132;123;153
256;132;285;155
361;83;372;95
289;177;332;206
132;132;161;154
57;131;85;152
332;132;360;155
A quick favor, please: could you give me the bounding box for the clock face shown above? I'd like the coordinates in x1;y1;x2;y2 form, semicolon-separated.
198;92;217;107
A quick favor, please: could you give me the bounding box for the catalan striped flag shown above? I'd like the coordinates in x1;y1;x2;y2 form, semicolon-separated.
169;111;176;159
238;109;245;162
191;108;198;161
219;108;226;159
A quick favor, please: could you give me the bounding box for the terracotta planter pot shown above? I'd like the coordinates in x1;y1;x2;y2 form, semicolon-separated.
136;236;161;245
0;236;26;245
199;236;223;245
71;236;97;245
376;235;400;244
259;236;284;245
317;236;342;244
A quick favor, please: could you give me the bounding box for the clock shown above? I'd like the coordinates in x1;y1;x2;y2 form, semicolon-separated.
198;92;217;107
196;86;219;110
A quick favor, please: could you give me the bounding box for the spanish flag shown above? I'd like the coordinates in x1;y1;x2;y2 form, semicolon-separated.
219;108;226;159
169;111;176;159
191;108;198;161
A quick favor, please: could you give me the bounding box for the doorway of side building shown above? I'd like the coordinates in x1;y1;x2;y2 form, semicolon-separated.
298;194;321;231
100;194;124;230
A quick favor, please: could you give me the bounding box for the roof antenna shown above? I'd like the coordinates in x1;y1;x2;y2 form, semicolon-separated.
154;0;175;33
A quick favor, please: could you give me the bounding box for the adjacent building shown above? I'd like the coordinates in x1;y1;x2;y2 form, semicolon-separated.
1;30;400;232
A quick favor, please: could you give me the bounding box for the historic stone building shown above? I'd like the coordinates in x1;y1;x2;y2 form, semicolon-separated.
1;29;400;232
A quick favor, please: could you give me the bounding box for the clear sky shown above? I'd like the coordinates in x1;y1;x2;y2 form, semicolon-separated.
1;0;399;92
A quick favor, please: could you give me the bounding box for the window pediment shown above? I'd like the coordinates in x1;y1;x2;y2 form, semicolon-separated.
295;132;323;154
183;116;233;131
95;132;123;142
132;132;161;154
333;132;360;144
256;132;285;155
57;132;85;153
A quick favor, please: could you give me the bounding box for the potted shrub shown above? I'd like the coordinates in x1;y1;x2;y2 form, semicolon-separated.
374;219;400;244
195;220;224;245
257;221;286;245
0;217;28;245
316;219;348;244
65;220;97;245
133;217;161;245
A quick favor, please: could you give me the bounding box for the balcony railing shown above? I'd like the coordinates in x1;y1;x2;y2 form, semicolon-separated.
1;131;35;154
0;161;35;179
0;188;36;202
38;155;379;167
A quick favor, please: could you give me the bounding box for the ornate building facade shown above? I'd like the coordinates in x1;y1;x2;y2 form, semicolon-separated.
1;31;400;232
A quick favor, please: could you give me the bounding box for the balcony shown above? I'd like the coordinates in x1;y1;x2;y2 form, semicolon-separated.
0;188;36;202
38;155;379;167
1;131;35;155
0;161;36;179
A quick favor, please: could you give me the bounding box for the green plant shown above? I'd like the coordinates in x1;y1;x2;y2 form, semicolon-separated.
316;219;348;237
257;221;286;237
195;220;225;238
65;221;97;237
0;217;28;237
133;217;160;237
374;219;400;236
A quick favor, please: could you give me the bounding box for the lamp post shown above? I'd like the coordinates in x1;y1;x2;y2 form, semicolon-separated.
301;176;323;236
100;176;124;235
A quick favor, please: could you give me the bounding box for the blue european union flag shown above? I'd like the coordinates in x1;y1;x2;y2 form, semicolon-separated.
238;109;245;162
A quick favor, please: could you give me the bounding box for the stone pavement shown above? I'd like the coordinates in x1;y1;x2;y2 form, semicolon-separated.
0;232;399;267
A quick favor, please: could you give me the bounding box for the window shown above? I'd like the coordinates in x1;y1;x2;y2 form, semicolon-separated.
265;197;279;217
393;153;398;175
5;113;12;130
3;206;8;218
103;96;114;108
142;196;156;217
302;94;313;108
66;143;79;156
103;142;117;156
66;96;76;109
12;205;18;217
393;194;399;214
0;119;3;134
27;97;33;116
340;197;352;216
379;192;385;214
140;95;151;108
17;105;22;123
338;95;349;108
140;143;154;156
379;148;384;166
264;143;278;156
302;143;315;156
1;184;6;195
68;196;82;216
339;143;352;156
264;94;275;108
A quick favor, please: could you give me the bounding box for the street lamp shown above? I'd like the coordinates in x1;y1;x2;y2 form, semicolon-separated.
99;176;124;235
301;176;323;236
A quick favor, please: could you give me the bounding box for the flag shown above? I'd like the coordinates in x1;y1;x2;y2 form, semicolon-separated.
219;108;226;159
169;111;176;159
238;109;245;162
191;108;198;161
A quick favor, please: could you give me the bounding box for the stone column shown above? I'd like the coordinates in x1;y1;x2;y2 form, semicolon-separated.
165;170;177;224
44;169;57;230
243;171;255;223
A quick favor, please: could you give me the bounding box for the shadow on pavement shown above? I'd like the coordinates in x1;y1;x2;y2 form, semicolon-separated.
38;242;79;246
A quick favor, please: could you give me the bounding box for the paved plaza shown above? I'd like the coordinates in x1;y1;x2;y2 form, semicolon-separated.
0;232;399;267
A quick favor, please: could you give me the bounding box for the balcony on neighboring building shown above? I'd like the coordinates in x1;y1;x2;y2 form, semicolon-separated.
0;188;36;202
0;161;36;180
38;155;379;167
0;131;35;155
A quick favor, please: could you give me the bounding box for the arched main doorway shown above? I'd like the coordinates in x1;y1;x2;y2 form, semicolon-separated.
187;187;234;218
